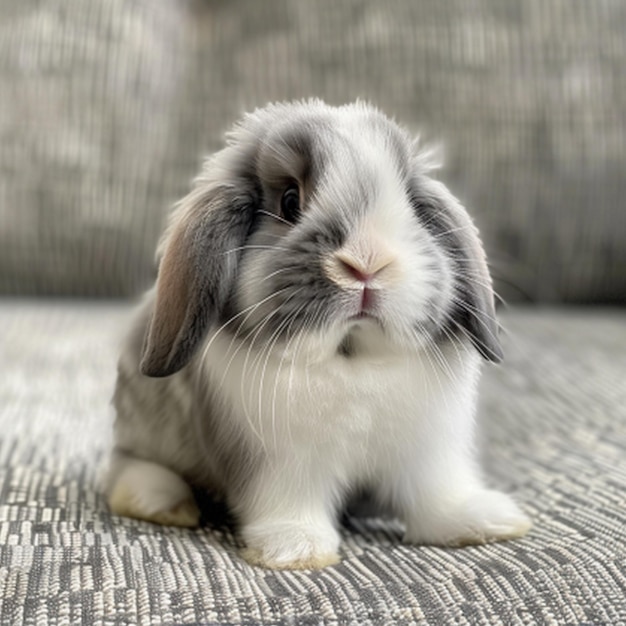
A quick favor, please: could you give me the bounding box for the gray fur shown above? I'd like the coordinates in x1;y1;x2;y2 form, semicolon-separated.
114;295;259;495
410;175;503;362
141;185;259;377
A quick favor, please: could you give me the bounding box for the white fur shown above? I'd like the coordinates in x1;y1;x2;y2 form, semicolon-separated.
107;454;200;528
196;317;529;568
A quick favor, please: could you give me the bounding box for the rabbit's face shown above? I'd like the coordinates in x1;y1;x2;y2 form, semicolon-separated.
140;101;501;377
233;109;454;359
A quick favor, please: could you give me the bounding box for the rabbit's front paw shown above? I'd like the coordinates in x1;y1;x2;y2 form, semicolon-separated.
405;489;531;547
241;522;340;570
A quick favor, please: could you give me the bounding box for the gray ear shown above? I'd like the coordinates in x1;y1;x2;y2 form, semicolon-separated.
140;176;257;378
412;176;503;363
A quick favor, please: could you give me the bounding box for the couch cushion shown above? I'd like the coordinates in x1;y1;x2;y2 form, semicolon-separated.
1;1;626;302
0;302;624;624
0;1;190;297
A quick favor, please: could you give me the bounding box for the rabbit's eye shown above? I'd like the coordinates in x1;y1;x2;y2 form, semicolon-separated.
280;184;300;223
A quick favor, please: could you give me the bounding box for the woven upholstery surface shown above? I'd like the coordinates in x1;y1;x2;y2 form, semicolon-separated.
0;301;624;625
1;0;626;302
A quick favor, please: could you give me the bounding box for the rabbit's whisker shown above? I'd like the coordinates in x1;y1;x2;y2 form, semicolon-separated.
241;289;306;446
413;322;455;420
200;287;290;365
217;301;292;448
260;266;297;284
252;302;300;428
449;296;501;342
432;223;478;240
262;301;310;452
194;291;289;458
272;309;309;449
258;209;292;227
222;244;293;255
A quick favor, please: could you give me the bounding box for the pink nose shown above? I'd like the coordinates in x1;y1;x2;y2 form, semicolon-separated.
338;259;375;283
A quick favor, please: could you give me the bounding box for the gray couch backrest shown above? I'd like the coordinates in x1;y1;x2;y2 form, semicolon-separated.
1;0;625;303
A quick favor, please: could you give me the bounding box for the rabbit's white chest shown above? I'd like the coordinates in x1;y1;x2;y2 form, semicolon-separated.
203;331;472;482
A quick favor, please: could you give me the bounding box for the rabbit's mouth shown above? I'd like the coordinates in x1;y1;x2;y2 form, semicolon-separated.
343;311;385;334
341;283;382;320
333;315;391;361
348;311;374;320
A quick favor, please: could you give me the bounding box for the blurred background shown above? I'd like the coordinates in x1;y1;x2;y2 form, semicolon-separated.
1;0;625;305
1;4;626;623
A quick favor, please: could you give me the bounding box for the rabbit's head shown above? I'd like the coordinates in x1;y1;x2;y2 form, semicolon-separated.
140;101;502;377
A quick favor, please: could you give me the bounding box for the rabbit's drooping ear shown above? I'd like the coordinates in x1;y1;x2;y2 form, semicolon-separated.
140;165;257;378
412;176;503;363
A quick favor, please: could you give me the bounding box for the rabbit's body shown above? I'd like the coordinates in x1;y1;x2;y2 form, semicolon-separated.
107;101;531;569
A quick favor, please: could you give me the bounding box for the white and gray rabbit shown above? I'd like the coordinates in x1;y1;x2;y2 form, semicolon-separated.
106;100;531;569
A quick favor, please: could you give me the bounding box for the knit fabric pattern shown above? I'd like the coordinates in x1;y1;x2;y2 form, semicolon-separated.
1;303;624;624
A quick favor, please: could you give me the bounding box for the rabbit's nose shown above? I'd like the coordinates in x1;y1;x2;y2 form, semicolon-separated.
335;252;393;283
335;254;392;284
323;245;398;290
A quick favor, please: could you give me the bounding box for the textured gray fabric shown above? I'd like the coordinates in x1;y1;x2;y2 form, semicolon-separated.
1;1;626;302
0;301;625;624
0;1;188;297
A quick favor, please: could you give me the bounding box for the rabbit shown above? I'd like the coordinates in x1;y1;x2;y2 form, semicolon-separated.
106;100;531;570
